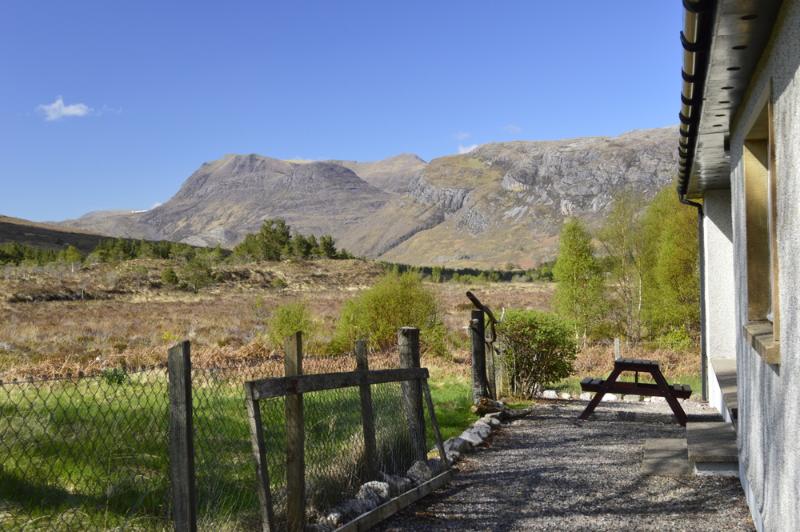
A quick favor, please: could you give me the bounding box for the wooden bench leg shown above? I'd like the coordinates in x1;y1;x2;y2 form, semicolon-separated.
579;367;622;420
651;369;687;426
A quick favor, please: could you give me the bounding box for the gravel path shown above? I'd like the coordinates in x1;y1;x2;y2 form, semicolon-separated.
380;401;754;531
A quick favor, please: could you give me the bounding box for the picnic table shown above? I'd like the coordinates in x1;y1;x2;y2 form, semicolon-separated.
578;358;691;425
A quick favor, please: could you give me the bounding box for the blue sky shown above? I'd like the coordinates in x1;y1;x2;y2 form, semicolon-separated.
0;1;682;221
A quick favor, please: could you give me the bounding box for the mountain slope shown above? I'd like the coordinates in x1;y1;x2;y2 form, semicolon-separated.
381;127;678;267
64;127;678;266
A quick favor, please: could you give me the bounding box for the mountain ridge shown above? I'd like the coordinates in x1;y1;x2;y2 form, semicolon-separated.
63;127;678;267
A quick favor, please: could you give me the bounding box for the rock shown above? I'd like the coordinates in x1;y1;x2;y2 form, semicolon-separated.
471;397;505;415
481;415;501;427
445;450;461;462
407;460;433;485
318;510;343;528
378;472;413;496
357;481;390;505
651;396;667;403
427;458;445;475
459;429;484;447
601;393;618;402
444;437;470;454
541;390;558;399
559;392;571;400
337;498;375;519
580;392;592;401
623;394;641;402
485;412;503;420
471;422;491;439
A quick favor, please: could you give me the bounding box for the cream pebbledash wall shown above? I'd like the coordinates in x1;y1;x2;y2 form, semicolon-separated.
702;189;735;418
728;1;800;530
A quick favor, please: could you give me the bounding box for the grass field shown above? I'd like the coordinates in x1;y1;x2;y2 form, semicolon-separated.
0;359;477;530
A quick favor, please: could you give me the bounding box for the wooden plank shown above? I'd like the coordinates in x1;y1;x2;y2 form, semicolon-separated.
578;366;622;420
580;380;692;399
650;367;688;426
422;379;449;467
399;327;427;461
285;332;306;532
167;341;197;532
247;368;429;400
355;340;379;480
337;469;454;532
244;387;276;531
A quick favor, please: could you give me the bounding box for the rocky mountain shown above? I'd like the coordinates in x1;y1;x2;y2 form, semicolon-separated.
64;127;678;267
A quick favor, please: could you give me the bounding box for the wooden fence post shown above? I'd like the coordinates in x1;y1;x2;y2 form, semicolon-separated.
285;332;305;532
167;341;197;532
244;383;276;532
355;340;379;480
398;327;426;461
470;309;489;404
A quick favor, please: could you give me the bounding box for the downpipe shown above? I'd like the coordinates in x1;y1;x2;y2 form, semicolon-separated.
680;193;707;401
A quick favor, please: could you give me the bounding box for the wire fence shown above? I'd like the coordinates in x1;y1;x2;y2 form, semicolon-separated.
0;350;437;530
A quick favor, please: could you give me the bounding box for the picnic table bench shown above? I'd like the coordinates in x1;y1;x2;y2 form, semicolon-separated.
578;358;691;425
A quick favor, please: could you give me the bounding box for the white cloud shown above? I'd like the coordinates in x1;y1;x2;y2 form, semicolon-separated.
504;123;522;134
458;144;478;154
454;131;471;141
36;96;92;121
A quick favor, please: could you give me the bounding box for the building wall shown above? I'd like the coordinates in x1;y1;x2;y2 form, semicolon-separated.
702;189;735;416
728;2;800;530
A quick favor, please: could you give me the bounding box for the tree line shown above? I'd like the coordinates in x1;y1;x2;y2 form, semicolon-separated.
0;218;351;267
552;185;699;349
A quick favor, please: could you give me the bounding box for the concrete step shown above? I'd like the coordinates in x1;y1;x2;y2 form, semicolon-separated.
686;421;738;477
641;438;692;476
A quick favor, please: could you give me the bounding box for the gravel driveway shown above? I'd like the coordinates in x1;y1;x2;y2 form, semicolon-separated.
379;400;754;531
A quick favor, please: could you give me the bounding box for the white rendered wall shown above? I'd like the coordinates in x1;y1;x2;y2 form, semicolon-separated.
728;2;800;530
702;189;735;418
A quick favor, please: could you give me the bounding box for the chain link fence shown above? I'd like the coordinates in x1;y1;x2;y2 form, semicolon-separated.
0;351;434;530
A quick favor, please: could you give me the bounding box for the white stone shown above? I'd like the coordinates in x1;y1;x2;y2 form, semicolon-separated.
459;429;483;446
471;422;491;439
378;472;413;496
559;392;572;400
623;394;641;402
580;392;592;401
406;460;433;485
357;481;390;504
542;390;558;399
482;415;501;427
601;393;618;402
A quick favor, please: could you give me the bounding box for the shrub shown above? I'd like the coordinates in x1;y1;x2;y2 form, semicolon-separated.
266;301;317;352
652;326;695;351
179;258;213;292
497;309;578;398
329;272;447;356
161;267;179;287
101;367;129;385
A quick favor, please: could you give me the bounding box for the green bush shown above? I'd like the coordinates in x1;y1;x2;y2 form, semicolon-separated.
652;326;695;351
161;267;179;287
266;301;317;352
329;272;447;356
497;309;578;398
100;367;129;385
178;258;213;292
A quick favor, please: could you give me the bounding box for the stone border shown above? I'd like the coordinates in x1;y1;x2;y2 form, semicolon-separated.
538;389;676;404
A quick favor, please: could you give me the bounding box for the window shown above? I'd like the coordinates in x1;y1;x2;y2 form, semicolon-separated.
742;97;780;364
